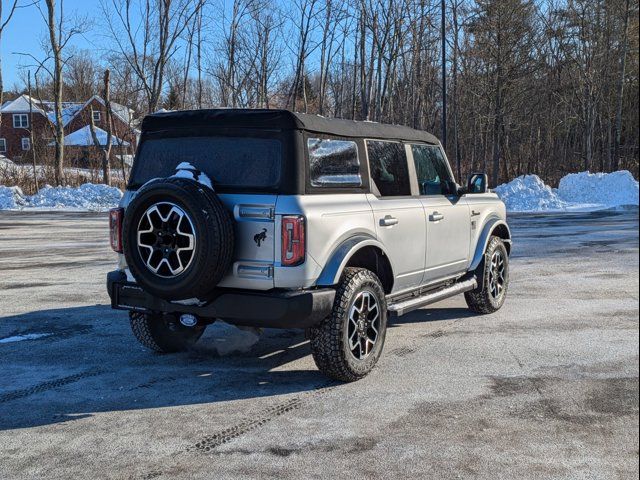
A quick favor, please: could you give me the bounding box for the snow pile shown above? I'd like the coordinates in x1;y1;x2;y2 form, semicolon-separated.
494;175;568;212
0;183;122;211
27;184;123;210
0;186;27;209
557;170;639;208
496;170;639;212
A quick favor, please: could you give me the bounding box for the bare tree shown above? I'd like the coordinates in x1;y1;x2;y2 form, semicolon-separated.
613;0;631;171
102;0;205;113
287;0;321;112
38;0;87;185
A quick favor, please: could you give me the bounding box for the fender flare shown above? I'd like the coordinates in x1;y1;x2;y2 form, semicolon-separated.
469;218;512;272
315;235;394;287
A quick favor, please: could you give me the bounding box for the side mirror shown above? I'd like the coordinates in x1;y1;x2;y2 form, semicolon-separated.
466;173;489;194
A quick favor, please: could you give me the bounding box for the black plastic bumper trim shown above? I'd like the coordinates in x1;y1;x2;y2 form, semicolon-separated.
107;270;335;329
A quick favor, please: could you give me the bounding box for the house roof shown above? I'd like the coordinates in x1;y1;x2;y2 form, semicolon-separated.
1;94;135;128
0;95;47;115
143;108;440;144
52;125;131;147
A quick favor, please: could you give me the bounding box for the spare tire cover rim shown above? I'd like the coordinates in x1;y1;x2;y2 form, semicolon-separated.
136;201;196;278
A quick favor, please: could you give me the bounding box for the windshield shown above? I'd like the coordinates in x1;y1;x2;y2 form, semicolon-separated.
130;136;282;188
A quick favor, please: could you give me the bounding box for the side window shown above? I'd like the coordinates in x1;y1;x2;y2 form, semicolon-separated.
366;140;411;197
411;144;453;195
308;137;361;187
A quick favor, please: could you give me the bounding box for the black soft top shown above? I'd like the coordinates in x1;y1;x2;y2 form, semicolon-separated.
142;108;440;144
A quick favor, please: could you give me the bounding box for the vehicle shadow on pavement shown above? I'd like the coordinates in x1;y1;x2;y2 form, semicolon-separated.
0;304;326;430
0;303;477;430
388;307;476;326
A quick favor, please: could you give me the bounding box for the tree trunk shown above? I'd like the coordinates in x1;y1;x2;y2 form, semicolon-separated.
89;70;113;186
613;0;630;171
28;72;39;193
45;0;65;186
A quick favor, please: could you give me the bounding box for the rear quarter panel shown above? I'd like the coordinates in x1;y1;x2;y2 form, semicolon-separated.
274;194;376;288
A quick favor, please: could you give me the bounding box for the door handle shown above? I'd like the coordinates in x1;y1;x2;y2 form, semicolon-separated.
471;210;481;217
429;212;445;222
380;215;399;227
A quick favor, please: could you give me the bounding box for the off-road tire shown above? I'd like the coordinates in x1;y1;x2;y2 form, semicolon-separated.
309;268;388;382
130;311;205;353
122;177;234;300
465;236;509;314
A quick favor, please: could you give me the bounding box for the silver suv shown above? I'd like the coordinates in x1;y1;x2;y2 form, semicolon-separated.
107;109;511;381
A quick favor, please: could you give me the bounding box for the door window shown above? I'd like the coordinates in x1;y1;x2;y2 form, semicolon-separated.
411;144;453;195
366;140;411;197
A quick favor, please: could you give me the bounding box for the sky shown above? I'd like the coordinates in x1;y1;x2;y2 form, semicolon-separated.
1;0;299;92
1;0;109;88
1;0;290;91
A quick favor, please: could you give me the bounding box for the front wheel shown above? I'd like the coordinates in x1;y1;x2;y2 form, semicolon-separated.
309;267;388;382
130;311;206;352
465;236;510;314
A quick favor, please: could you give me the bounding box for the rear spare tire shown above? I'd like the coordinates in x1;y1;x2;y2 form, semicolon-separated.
122;177;234;300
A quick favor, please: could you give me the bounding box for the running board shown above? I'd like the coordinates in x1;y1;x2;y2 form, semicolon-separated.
387;277;477;316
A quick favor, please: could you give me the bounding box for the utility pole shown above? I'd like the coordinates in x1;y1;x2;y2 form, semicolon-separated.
441;0;447;151
28;71;39;193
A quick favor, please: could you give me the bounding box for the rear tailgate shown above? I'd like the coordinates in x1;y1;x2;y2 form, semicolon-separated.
216;193;277;290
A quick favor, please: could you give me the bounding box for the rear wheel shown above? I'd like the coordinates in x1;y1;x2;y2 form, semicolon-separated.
130;311;205;353
465;236;509;314
309;268;388;382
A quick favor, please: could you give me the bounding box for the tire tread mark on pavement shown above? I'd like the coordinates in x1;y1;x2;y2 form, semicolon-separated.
391;329;447;357
187;383;335;453
188;320;459;453
0;370;101;404
390;346;416;357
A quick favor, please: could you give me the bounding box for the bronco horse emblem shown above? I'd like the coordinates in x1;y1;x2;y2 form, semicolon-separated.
254;228;267;247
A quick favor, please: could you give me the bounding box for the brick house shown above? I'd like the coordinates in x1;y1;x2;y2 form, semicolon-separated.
0;95;138;164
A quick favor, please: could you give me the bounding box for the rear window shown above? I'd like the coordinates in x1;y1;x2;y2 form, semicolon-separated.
308;138;361;187
130;136;282;188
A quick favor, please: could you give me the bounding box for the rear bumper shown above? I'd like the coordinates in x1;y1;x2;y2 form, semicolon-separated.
107;270;335;329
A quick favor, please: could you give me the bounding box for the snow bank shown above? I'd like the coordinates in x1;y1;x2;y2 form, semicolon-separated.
0;186;27;210
557;170;639;208
496;171;639;213
494;175;568;212
0;183;122;211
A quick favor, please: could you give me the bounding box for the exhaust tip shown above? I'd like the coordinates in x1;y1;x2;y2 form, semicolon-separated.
179;313;198;327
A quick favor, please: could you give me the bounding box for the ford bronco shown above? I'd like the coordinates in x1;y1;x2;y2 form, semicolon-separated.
107;109;511;382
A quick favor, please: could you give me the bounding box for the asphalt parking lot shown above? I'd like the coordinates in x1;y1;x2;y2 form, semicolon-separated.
0;209;638;480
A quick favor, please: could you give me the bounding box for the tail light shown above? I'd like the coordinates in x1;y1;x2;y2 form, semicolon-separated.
109;208;124;253
281;215;305;266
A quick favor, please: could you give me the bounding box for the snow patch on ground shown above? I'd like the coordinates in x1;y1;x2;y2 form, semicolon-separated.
0;183;122;211
496;170;639;213
0;333;53;344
